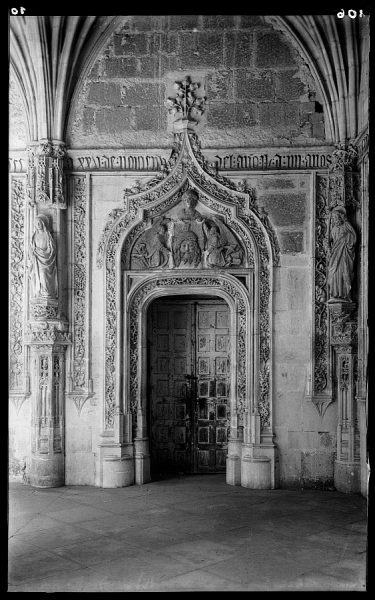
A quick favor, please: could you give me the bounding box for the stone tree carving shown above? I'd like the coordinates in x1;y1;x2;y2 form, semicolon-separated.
28;215;58;299
166;76;206;129
327;206;357;302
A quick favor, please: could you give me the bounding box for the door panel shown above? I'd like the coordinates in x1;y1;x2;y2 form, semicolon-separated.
195;302;230;473
149;299;229;474
149;302;193;474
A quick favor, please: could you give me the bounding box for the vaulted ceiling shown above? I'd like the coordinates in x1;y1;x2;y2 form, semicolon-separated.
9;15;369;145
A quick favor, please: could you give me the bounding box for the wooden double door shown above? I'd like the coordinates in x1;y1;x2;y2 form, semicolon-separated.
148;298;230;475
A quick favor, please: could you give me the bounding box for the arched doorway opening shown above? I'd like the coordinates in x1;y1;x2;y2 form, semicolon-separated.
147;294;231;478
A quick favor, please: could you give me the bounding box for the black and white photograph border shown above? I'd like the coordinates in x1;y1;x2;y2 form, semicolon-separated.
8;4;370;593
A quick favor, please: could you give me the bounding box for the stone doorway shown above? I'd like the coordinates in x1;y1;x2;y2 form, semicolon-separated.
148;296;230;476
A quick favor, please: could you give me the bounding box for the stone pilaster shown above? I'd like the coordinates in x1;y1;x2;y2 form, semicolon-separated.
329;301;360;493
25;322;71;487
25;139;70;487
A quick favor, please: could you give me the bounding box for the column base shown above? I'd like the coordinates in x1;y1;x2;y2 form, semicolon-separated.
241;455;271;489
98;441;134;488
29;454;64;488
134;437;151;485
226;437;242;486
334;460;361;493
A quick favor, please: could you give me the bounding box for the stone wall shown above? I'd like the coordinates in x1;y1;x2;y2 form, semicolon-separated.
227;172;337;488
67;15;325;148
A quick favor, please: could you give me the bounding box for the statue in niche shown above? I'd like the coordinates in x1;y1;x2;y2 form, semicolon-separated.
132;220;170;269
173;230;202;267
203;220;243;268
28;215;58;299
327;206;356;301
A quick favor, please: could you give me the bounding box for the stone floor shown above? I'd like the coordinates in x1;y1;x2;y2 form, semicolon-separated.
8;474;367;592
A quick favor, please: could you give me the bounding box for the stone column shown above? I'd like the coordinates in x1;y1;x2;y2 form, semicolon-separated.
329;302;360;493
25;139;70;487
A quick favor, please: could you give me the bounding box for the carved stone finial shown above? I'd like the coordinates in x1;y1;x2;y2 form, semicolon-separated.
166;76;206;130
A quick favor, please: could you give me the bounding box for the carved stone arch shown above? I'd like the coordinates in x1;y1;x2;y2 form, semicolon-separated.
125;273;252;420
98;127;278;488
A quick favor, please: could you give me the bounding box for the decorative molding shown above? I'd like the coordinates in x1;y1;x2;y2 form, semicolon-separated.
213;151;333;171
26;141;67;209
128;275;247;419
25;321;71;345
30;300;58;320
9;178;25;392
100;129;274;434
313;175;330;395
67;153;168;172
71;176;89;390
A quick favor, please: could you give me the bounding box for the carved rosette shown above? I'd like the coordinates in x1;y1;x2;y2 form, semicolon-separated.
314;175;330;394
27;141;67;209
10;179;26;393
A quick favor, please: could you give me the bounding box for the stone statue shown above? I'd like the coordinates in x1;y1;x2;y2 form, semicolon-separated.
180;189;204;223
173;230;202;267
29;216;58;299
327;206;356;301
203;221;242;268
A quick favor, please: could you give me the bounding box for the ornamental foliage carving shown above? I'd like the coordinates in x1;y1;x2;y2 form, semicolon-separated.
10;178;25;391
314;176;329;393
72;177;88;390
166;76;206;126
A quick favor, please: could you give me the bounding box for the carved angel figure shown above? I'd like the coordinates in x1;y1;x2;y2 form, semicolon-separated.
28;216;58;298
327;206;356;301
203;220;243;268
133;222;170;269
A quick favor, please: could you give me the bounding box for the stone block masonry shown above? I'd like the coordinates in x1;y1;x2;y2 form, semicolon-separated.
68;15;325;148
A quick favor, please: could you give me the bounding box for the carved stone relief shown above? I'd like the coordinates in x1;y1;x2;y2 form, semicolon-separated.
313;175;330;394
10;179;25;392
27;141;67;209
99;129;275;433
71;177;88;390
130;189;244;271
